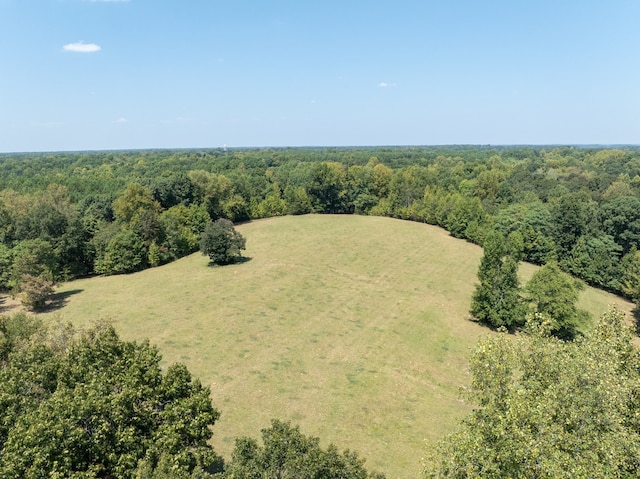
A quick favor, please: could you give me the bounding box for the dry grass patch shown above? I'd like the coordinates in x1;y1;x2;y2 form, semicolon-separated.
42;215;633;479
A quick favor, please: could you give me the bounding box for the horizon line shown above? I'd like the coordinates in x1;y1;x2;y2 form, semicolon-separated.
2;143;640;156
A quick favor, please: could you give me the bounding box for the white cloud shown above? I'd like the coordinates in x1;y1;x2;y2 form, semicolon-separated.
378;82;390;87
63;41;101;53
87;0;130;3
114;117;129;124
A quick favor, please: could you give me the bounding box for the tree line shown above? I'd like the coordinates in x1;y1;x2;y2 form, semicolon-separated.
2;146;640;309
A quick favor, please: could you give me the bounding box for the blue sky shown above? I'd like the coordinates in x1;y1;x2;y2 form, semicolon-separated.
1;0;638;152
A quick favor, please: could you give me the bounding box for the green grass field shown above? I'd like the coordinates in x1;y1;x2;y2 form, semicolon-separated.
40;215;633;479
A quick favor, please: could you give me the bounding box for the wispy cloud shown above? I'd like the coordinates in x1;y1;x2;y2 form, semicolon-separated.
378;82;396;88
63;41;101;53
87;0;131;3
114;117;129;124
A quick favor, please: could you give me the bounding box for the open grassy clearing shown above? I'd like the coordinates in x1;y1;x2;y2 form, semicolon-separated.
40;215;633;479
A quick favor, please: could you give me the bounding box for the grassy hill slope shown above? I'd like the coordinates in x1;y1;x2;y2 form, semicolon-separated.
42;215;633;478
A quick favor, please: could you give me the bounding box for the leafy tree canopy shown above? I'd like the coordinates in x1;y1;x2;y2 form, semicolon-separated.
425;307;640;478
2;146;640;294
222;419;385;479
470;231;526;330
0;317;223;479
525;261;590;340
200;219;246;266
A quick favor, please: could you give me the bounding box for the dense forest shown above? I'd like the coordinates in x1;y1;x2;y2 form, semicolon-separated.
2;146;640;308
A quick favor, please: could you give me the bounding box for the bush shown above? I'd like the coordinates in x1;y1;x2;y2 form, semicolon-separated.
19;273;55;311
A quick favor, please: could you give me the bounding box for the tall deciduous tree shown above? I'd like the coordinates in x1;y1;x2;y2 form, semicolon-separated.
493;201;555;265
424;308;640;478
283;185;313;215
566;233;622;292
95;228;147;275
113;183;161;226
308;162;348;214
525;261;589;339
470;231;525;329
0;321;223;479
620;246;640;303
600;195;640;255
549;191;597;256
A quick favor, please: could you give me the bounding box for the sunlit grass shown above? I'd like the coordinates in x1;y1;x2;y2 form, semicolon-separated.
42;215;633;479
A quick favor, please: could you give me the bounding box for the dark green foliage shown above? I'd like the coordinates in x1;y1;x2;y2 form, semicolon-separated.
200;219;246;266
525;261;589;339
252;184;287;218
95;228;148;275
493;201;555;264
620;247;640;302
565;233;622;291
0;319;222;479
10;238;56;287
135;454;219;479
442;194;485;241
78;194;115;232
9;186;70;244
151;173;196;209
473;167;505;210
425;308;640;478
549;192;597;256
222;419;384;479
54;214;93;278
220;194;250;223
0;311;42;361
470;231;526;329
2;146;640;295
0;243;13;290
158;205;201;260
283;185;313;215
352;193;379;215
308;162;349;214
600;195;640;255
388;166;428;214
113;183;161;226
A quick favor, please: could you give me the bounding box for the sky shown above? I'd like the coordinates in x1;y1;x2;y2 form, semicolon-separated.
0;0;639;152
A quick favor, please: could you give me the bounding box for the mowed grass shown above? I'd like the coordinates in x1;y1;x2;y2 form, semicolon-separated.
42;215;633;479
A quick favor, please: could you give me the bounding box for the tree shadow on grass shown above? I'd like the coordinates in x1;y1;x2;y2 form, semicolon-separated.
633;305;640;336
0;295;21;315
234;256;252;265
42;289;84;313
206;256;252;267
